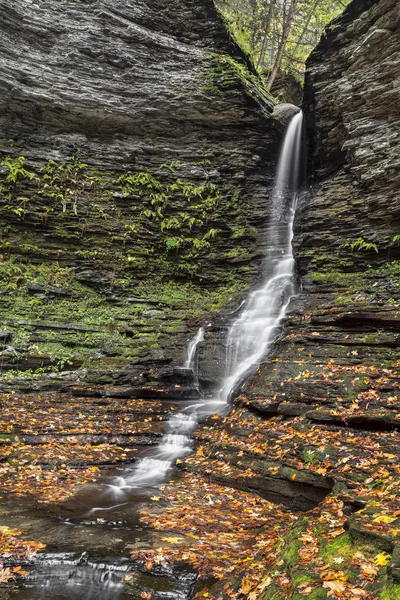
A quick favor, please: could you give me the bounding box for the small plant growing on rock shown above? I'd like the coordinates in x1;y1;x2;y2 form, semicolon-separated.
341;237;378;253
1;156;36;186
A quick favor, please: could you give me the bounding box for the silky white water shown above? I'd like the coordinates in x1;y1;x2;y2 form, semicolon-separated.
220;110;303;402
184;327;204;369
101;111;303;496
107;328;209;493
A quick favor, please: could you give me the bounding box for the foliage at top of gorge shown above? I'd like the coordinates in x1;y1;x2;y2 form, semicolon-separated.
215;0;351;93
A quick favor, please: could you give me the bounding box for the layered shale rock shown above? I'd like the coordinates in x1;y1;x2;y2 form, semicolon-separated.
182;1;400;593
300;0;400;271
0;0;279;393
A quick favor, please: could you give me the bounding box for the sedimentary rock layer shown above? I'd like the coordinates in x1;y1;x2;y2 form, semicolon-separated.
0;0;278;390
185;1;400;593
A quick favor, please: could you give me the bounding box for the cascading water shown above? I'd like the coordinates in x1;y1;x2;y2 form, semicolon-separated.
94;111;303;500
184;327;204;369
105;328;208;494
7;111;305;600
220;110;303;402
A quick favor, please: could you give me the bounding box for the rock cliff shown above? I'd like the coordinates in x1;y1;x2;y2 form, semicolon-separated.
175;0;400;596
0;0;278;394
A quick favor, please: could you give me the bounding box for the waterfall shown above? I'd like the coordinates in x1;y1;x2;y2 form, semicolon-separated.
184;327;204;369
106;332;207;493
95;111;303;499
220;110;303;402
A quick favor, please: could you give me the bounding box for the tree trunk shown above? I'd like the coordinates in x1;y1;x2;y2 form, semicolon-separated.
291;0;321;60
266;0;298;90
256;1;276;70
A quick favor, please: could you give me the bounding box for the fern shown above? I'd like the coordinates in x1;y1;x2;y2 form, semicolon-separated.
159;160;181;172
203;228;221;240
341;237;378;254
1;156;36;185
165;237;182;250
190;238;211;251
160;216;181;231
142;208;157;220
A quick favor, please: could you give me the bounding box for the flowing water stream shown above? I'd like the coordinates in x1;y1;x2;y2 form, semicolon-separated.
106;110;303;492
221;110;303;401
184;327;204;370
7;111;303;599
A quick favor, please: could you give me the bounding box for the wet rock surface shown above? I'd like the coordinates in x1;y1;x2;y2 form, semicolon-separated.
301;0;400;267
271;103;302;131
0;0;278;394
185;0;400;516
163;0;400;596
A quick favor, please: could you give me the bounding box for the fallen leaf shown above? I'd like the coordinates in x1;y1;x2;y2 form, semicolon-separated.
375;552;390;567
373;515;396;524
239;576;254;595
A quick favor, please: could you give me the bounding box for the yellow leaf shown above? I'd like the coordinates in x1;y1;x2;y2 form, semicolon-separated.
373;515;396;524
150;496;160;501
259;576;272;591
329;528;346;539
361;564;378;577
375;552;390;567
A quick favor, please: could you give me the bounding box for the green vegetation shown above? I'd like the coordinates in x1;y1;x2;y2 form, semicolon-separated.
39;156;95;214
308;261;400;287
215;0;351;86
258;518;398;599
0;260;248;379
0;156;37;189
340;237;379;253
0;154;256;280
205;53;275;108
0;148;263;381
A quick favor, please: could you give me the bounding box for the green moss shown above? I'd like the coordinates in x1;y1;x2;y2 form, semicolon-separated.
281;517;308;567
258;518;400;600
380;584;400;599
0;151;264;291
0;149;264;379
205;53;276;110
319;532;354;563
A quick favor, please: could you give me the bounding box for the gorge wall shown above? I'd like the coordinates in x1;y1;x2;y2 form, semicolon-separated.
0;0;278;395
176;0;400;597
